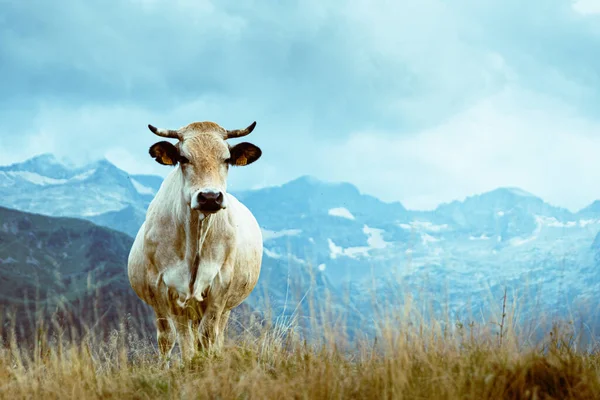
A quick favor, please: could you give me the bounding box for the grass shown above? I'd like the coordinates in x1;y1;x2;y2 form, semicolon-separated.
1;292;600;400
4;205;600;397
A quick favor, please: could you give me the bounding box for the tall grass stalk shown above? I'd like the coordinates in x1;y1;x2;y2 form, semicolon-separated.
1;282;600;399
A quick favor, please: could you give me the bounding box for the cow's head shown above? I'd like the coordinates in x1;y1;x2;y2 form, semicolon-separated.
147;121;261;214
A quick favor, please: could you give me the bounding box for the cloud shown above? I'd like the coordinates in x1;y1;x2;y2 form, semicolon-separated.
573;0;600;15
0;0;599;210
318;86;600;212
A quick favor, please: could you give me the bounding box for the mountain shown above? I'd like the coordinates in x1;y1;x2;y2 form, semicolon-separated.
3;154;600;336
235;177;600;339
429;187;574;241
579;200;600;218
1;153;75;179
88;205;147;238
0;154;160;236
0;206;261;342
0;205;149;340
238;176;412;284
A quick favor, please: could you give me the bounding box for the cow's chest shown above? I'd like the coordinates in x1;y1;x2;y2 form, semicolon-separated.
158;255;228;307
160;260;191;299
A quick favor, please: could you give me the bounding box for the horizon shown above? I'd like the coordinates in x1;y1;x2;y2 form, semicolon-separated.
2;150;597;214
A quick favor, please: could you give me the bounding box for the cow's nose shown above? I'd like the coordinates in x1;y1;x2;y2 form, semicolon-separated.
197;191;224;211
198;191;223;204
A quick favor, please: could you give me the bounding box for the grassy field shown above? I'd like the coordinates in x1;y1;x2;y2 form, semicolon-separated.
1;297;600;400
4;206;600;398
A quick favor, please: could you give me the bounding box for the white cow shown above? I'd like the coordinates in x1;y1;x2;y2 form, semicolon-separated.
127;120;263;360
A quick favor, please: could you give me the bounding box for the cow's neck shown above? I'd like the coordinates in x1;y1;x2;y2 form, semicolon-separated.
184;211;216;298
186;212;215;253
150;169;222;304
164;170;216;261
181;208;214;261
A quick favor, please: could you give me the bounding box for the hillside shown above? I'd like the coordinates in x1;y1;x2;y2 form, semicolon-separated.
0;206;151;338
0;154;158;237
0;207;259;341
3;154;600;331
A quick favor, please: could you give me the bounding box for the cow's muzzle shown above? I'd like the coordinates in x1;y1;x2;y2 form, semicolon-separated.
192;189;225;213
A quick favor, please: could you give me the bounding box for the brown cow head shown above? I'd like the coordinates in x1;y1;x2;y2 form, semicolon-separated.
148;121;261;213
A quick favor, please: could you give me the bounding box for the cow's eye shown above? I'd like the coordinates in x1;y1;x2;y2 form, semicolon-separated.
179;156;190;164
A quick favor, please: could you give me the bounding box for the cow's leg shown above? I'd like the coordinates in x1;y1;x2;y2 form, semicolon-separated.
156;313;176;364
216;310;231;349
191;319;201;348
175;318;196;363
197;303;226;351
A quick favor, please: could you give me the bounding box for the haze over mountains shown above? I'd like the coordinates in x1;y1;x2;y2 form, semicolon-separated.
2;154;600;335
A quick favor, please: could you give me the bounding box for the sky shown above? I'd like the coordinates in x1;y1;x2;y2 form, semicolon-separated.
1;0;600;211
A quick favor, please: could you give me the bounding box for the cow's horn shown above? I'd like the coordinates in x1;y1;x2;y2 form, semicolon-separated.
148;124;180;139
226;121;257;139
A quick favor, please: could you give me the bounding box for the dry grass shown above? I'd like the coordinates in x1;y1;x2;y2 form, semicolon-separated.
1;297;600;400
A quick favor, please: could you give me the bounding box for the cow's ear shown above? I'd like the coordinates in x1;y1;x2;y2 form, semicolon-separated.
149;141;179;166
228;142;262;166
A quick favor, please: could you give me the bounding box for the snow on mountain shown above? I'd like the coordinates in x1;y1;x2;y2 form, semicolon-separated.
2;154;600;329
503;187;537;197
399;221;450;232
328;207;355;220
0;154;153;231
262;228;302;241
364;225;388;249
327;226;389;259
328;238;369;259
0;154;73;179
0;170;68;186
129;174;163;194
130;178;156;195
0;168;99;187
469;234;491;240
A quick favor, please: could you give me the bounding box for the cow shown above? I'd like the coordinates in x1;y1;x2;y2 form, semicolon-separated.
127;120;263;362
